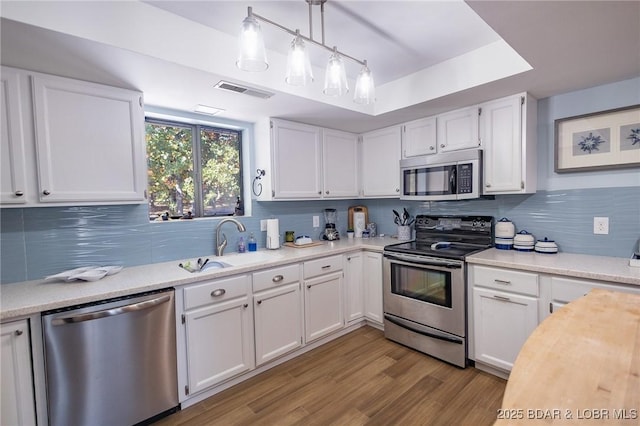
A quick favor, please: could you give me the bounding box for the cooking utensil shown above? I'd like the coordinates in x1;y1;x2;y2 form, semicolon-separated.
403;208;410;225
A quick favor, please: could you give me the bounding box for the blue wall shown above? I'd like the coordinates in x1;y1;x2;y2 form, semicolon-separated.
2;77;639;284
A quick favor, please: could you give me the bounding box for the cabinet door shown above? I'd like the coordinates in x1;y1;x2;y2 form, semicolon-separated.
322;129;359;198
436;106;480;152
402;117;437;158
0;67;28;205
1;320;36;426
473;287;538;372
271;119;322;199
31;73;146;203
363;251;383;324
184;296;254;394
361;126;401;197
344;253;364;323
480;95;523;193
304;271;344;342
254;283;303;365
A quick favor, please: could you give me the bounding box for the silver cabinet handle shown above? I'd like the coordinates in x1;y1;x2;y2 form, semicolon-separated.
14;329;23;336
321;265;331;269
52;294;171;325
14;191;23;197
317;191;321;195
42;189;51;195
486;183;492;188
493;295;511;302
494;279;511;285
429;146;435;151
307;285;311;289
326;191;329;194
211;289;226;297
257;300;262;305
395;188;400;192
272;275;284;282
243;304;248;308
440;144;445;148
549;302;553;313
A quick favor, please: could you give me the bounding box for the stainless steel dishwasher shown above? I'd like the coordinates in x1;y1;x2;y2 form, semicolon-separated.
42;288;179;426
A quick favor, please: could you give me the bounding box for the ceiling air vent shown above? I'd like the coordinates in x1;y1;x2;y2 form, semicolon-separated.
214;81;274;99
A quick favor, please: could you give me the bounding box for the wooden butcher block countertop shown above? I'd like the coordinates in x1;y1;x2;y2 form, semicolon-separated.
496;289;640;425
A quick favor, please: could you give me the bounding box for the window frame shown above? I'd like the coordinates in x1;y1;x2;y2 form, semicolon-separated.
145;117;244;219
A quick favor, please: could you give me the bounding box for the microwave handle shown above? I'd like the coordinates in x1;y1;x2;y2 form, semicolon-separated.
449;165;457;194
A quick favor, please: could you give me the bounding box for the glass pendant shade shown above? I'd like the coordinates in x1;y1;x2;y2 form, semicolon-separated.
323;51;348;96
285;33;313;86
237;15;268;72
353;62;375;104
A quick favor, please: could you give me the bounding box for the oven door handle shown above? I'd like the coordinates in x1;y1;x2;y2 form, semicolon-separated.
384;314;463;345
384;253;462;269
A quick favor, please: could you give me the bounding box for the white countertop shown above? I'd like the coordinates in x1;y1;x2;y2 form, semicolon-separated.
467;248;640;286
0;237;394;321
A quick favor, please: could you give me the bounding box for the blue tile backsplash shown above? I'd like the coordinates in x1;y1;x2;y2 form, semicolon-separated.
2;76;639;284
2;186;639;284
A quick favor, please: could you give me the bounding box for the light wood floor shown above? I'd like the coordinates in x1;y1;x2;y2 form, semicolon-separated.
157;326;506;426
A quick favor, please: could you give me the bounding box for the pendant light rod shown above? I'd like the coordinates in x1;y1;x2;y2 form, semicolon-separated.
247;6;366;67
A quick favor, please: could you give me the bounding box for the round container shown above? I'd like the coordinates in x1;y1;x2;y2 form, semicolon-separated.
495;237;514;250
495;218;515;238
535;237;558;254
513;230;535;251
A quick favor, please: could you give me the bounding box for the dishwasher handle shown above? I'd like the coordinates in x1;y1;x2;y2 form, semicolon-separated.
51;294;171;325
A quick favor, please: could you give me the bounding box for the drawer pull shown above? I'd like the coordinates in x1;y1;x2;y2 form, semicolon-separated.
210;289;226;297
307;285;311;289
321;265;331;269
243;304;248;308
549;302;553;313
272;274;284;282
14;191;23;197
257;300;262;305
493;295;511;302
14;330;23;336
494;279;511;285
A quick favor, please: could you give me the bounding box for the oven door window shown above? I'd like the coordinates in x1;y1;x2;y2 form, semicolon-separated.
390;263;452;308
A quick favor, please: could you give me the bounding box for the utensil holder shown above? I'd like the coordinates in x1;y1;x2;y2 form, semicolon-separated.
397;225;411;241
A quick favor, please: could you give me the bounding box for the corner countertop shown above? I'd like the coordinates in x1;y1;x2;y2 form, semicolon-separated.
0;237;396;321
495;289;640;425
466;248;640;286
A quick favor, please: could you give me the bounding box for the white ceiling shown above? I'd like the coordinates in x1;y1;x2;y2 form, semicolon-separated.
1;1;639;133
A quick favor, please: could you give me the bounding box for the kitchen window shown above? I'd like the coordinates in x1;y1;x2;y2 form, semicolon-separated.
145;118;243;220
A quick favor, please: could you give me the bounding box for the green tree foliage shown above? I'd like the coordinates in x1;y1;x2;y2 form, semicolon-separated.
201;128;241;215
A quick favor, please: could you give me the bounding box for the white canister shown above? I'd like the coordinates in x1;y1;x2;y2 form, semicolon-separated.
495;218;515;238
353;212;366;238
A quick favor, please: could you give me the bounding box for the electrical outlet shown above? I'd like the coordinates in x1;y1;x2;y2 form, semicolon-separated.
313;215;319;227
593;217;609;235
260;219;267;231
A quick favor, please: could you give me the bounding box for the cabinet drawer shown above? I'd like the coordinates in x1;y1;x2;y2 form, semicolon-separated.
184;274;250;310
253;264;300;292
472;265;538;296
303;255;343;279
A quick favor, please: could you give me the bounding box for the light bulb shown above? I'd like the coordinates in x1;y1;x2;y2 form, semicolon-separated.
323;50;348;96
354;62;375;104
285;33;313;86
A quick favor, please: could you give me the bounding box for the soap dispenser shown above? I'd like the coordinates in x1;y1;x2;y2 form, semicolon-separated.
238;237;246;253
248;233;257;252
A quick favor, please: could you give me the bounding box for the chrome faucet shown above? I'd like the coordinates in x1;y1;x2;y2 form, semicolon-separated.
215;218;247;256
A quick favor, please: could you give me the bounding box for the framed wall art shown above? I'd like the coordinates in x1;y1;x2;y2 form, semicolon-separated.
554;104;640;173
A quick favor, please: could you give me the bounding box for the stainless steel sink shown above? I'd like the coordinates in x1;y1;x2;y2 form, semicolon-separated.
179;259;232;273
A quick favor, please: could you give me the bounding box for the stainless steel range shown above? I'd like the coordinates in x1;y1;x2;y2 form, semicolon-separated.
383;215;493;368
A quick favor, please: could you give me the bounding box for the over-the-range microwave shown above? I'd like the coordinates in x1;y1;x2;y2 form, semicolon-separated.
400;149;482;201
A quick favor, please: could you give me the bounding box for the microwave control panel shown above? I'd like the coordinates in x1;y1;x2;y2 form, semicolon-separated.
457;164;473;194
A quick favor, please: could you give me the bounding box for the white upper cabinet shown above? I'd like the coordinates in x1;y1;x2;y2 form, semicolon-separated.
322;128;359;198
360;125;401;198
0;67;28;205
480;93;537;195
271;119;322;199
401;117;437;158
267;119;358;200
0;67;147;207
436;106;480;152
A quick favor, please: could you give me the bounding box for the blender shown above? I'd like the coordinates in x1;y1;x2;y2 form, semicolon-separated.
322;208;340;240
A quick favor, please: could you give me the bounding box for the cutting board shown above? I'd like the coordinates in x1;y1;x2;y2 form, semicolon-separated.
283;241;325;248
348;205;368;230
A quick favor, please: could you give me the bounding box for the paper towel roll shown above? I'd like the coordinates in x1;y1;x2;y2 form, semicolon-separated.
266;218;280;249
354;212;366;238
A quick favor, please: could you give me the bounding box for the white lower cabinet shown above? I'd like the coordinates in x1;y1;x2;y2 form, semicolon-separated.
182;275;254;396
363;251;383;325
472;287;538;372
303;256;344;342
253;264;303;365
344;252;365;323
1;320;36;426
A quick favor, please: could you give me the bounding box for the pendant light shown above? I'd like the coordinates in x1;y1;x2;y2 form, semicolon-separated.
236;8;269;72
285;30;314;86
323;49;348;96
237;2;375;103
353;60;375;104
